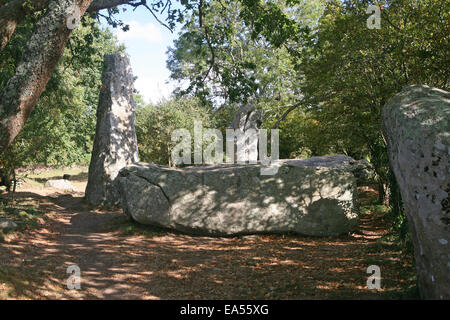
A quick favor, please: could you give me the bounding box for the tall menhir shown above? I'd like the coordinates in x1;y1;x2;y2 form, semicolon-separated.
85;52;139;206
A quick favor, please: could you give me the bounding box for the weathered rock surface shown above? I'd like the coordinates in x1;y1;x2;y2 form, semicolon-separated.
382;85;450;300
286;155;375;185
117;156;359;237
44;179;76;191
0;218;18;231
228;104;263;163
230;104;263;132
85;52;139;206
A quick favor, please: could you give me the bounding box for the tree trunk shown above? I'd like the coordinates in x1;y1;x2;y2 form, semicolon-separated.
0;0;93;153
0;0;139;52
0;0;51;51
0;0;171;153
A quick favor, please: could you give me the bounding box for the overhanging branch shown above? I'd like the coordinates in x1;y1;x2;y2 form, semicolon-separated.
271;101;303;129
0;0;173;51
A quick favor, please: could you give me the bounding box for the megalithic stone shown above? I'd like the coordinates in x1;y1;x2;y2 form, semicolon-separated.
85;52;139;206
228;104;263;163
382;85;450;300
230;104;263;132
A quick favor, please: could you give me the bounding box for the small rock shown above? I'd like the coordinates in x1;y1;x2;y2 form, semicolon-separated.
241;235;259;241
44;179;76;191
0;218;18;231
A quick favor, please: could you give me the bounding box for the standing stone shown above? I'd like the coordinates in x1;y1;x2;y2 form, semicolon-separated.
85;53;139;206
382;85;449;299
230;103;263;132
228;104;263;163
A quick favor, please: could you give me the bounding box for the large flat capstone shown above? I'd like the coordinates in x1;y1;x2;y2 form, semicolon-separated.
116;155;359;236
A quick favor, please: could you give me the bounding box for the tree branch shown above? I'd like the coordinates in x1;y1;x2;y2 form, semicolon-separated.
0;0;167;51
87;0;143;12
271;102;302;129
198;0;216;82
141;1;173;32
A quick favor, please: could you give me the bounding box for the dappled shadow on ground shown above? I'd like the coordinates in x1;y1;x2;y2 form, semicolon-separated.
0;188;417;299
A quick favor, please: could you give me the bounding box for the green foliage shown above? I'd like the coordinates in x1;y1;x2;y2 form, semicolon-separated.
167;0;325;158
94;1;185;32
298;0;448;237
0;0;446;246
300;0;448;155
136;97;216;165
167;0;323;106
0;200;46;237
167;0;448;242
0;16;124;168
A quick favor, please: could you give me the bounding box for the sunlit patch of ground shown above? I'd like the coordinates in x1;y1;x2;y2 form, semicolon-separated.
15;165;89;192
0;168;418;299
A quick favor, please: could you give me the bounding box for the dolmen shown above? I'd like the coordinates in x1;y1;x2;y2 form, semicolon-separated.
116;155;365;237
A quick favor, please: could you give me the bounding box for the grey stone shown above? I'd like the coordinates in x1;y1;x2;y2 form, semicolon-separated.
287;155;376;185
350;159;377;185
228;104;263;163
0;218;18;231
382;85;450;300
116;156;359;237
85;52;139;206
230;104;263;132
44;179;76;191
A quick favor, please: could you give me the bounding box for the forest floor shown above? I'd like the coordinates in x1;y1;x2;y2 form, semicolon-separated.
0;167;418;299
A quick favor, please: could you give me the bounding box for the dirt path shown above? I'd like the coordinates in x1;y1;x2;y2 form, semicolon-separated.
0;187;417;299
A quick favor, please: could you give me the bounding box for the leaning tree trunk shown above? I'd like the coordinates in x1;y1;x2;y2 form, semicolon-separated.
0;0;94;153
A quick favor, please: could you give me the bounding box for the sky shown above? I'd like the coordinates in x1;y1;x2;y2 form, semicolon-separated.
99;5;183;105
